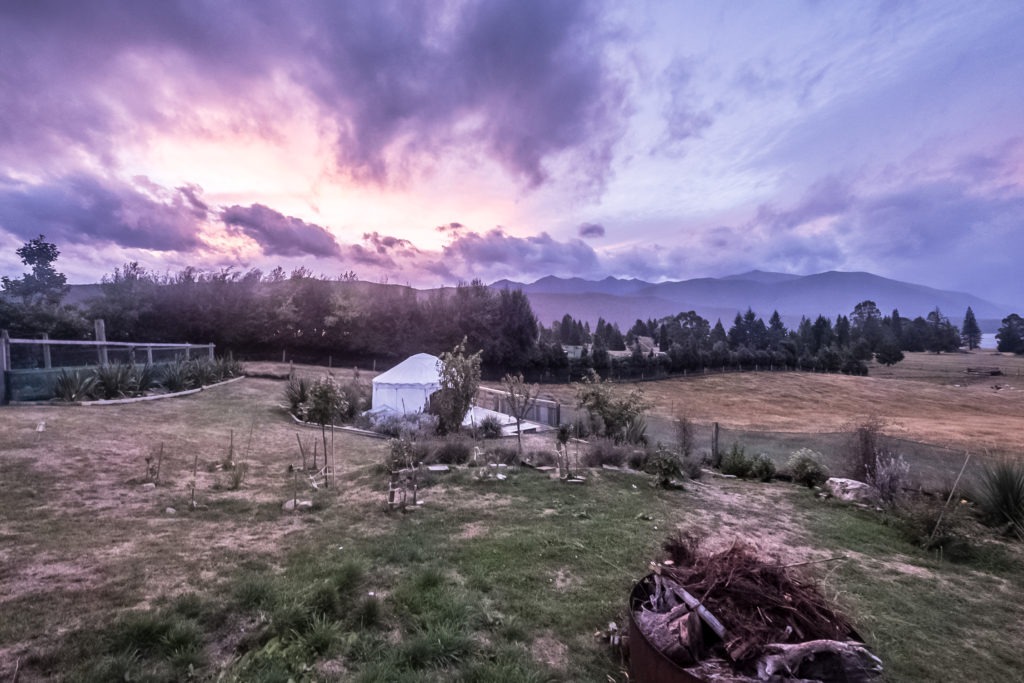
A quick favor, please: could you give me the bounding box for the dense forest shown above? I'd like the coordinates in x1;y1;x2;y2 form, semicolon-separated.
2;236;1021;379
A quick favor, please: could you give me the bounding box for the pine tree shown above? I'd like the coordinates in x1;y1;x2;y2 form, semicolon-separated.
961;306;982;350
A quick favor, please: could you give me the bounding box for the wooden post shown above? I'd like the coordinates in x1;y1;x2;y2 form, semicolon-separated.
208;344;215;361
94;319;109;365
712;422;720;462
41;333;52;369
146;346;153;364
0;329;10;405
184;345;191;360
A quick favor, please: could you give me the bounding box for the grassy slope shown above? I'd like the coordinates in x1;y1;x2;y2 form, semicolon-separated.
0;364;1022;681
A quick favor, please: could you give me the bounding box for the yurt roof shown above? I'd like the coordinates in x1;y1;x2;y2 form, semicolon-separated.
372;353;441;386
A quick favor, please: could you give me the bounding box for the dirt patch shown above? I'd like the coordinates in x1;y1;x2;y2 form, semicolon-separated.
551;568;576;591
457;521;489;540
531;631;568;670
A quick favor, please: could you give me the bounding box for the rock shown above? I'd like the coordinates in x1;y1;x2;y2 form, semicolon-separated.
426;464;450;472
282;498;314;511
165;507;177;515
825;477;881;504
140;482;157;491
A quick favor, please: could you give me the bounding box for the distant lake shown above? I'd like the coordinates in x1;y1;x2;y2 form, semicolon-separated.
981;333;998;349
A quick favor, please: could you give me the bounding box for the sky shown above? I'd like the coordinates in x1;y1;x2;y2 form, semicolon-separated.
0;0;1022;306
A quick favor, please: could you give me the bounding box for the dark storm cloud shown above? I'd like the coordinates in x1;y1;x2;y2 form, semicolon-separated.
362;232;418;256
0;174;207;251
222;204;342;258
443;228;601;275
578;223;606;238
0;0;627;188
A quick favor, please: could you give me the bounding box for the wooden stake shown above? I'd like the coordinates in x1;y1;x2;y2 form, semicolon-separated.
929;451;972;546
296;433;307;470
244;419;255;460
190;453;198;509
155;443;163;484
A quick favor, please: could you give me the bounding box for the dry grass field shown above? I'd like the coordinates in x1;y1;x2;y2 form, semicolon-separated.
527;351;1024;453
0;353;1022;681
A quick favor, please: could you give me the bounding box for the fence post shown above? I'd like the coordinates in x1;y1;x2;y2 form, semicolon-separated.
146;346;153;364
41;333;52;369
94;319;109;365
0;329;9;405
208;344;215;361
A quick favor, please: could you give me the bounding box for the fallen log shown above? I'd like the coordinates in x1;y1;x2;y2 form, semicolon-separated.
756;639;884;682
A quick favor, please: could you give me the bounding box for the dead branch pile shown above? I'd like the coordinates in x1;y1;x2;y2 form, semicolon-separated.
663;534;852;662
631;532;883;681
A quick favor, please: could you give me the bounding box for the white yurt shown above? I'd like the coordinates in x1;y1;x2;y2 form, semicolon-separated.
371;353;442;414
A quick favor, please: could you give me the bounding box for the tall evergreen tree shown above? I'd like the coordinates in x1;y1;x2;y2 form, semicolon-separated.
996;314;1024;354
961;306;982;350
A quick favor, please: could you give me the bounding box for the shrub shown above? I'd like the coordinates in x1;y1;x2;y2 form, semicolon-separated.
187;358;220;387
478;415;504;439
719;443;751;477
844;416;889;480
227;462;248;490
284;374;310;415
787;448;830;488
748;453;776;482
676;415;696;459
52;368;97;402
371;412;436;440
336;376;370;422
583;439;627;468
160;359;190;392
870;452;910;505
626;449;648;471
975;458;1024;537
94;362;134;399
129;363;159;396
647;447;684;488
489;446;519;465
524;450;558;467
386;439;415;471
217;353;244;379
575;371;651;444
681;455;703;480
890;495;975;560
431;438;472;465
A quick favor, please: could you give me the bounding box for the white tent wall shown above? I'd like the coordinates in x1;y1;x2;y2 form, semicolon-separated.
370;353;442;414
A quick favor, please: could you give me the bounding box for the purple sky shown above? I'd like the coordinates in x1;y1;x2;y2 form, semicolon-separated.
1;1;1022;306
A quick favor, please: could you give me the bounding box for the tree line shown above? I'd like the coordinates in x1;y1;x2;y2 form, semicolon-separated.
2;236;1021;379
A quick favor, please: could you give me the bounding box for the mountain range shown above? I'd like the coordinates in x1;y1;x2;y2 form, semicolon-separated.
491;270;1007;331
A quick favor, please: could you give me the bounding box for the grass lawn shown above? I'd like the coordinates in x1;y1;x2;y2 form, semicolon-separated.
1;363;1022;681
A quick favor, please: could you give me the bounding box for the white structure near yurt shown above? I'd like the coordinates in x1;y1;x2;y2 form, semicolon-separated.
371;353;441;415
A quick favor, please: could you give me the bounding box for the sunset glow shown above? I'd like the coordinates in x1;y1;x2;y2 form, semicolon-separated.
0;1;1022;304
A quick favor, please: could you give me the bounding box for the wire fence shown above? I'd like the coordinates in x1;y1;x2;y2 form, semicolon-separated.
1;334;215;403
556;405;998;493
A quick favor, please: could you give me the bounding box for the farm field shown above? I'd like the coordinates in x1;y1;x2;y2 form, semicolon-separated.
0;358;1022;681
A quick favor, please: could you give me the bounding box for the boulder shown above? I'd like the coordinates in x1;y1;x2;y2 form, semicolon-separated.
282;498;314;511
825;477;881;505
